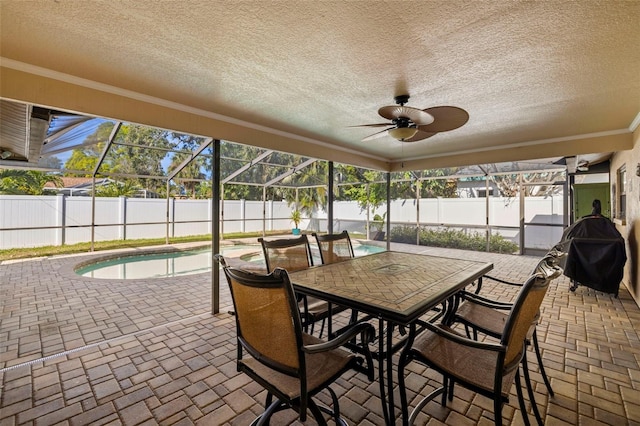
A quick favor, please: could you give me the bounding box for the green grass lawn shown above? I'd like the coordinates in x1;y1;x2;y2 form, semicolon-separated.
0;232;282;261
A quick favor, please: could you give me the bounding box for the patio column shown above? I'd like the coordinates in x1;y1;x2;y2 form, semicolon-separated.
328;161;334;234
416;180;421;246
386;172;391;251
485;176;490;252
212;140;221;315
165;180;171;244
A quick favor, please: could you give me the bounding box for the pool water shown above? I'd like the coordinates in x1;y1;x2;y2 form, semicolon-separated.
75;242;384;279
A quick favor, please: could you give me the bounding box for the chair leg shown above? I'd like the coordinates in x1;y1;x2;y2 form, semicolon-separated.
522;350;544;425
326;386;347;426
307;399;330;426
254;399;284;426
532;329;554;396
318;318;326;338
448;378;455;402
514;368;532;426
493;396;503;426
398;354;411;426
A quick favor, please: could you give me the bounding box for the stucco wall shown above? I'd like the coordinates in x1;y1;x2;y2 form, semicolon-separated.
610;126;640;305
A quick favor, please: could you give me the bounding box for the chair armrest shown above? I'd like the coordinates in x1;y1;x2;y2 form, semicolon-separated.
483;274;522;287
459;290;513;310
303;322;376;380
423;322;505;352
302;323;375;353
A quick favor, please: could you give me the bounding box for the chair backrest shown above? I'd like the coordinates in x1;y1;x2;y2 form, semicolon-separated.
530;245;566;275
500;257;561;371
259;235;314;273
218;256;304;376
313;230;355;265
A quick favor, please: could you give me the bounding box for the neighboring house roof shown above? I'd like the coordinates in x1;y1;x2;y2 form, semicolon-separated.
43;177;111;190
43;177;162;198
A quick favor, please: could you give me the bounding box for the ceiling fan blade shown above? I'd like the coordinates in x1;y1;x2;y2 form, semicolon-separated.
417;106;469;132
362;127;393;141
348;123;394;128
403;130;437;142
378;105;434;126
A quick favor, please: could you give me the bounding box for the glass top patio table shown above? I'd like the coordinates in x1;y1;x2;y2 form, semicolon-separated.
288;250;493;425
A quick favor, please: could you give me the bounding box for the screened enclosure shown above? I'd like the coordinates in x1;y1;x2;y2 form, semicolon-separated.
0;101;580;255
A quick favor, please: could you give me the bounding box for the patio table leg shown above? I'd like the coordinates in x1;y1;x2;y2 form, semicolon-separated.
376;316;399;426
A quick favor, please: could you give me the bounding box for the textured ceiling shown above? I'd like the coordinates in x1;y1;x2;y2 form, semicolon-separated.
1;0;639;171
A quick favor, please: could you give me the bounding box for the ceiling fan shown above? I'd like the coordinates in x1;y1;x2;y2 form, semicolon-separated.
353;94;469;142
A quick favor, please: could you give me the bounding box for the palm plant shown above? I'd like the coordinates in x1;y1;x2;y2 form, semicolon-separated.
290;209;302;229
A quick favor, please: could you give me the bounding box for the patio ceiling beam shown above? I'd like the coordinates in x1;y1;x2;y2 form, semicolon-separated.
221;150;273;184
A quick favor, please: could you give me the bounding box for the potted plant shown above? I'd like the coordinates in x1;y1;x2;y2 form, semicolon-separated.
372;212;386;241
290;209;302;235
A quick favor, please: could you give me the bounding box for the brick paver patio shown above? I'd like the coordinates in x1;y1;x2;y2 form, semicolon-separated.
1;240;639;425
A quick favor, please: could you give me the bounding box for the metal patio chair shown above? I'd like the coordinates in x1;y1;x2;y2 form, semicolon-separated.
398;257;561;426
216;255;374;425
313;230;355;265
258;235;335;336
447;248;565;424
313;231;359;330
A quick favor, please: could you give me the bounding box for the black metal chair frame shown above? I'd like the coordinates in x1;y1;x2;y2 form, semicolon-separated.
312;230;355;265
441;250;564;425
258;235;332;336
398;269;556;426
216;254;375;425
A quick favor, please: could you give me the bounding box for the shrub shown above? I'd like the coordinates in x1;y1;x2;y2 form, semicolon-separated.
390;225;518;254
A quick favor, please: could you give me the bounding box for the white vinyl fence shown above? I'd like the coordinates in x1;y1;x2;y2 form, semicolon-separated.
0;195;564;250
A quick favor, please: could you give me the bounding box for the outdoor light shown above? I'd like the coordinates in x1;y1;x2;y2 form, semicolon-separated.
388;127;419;141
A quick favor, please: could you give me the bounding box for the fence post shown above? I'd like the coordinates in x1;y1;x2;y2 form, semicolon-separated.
208;198;213;236
119;196;126;241
56;194;65;246
170;198;175;238
240;199;246;233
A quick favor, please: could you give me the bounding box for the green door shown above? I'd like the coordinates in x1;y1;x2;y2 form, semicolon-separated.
573;183;610;220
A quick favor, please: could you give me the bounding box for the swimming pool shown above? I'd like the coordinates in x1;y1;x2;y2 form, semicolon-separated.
75;242;385;279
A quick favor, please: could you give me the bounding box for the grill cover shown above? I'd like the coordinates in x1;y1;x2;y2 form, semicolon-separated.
557;216;626;296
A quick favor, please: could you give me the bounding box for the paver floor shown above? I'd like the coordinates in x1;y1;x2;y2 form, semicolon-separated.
1;240;639;425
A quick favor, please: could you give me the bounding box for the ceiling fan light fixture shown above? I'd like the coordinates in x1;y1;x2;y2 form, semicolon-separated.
389;127;419;141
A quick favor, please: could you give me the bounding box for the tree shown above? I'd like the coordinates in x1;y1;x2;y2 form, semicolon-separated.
110;125;171;193
93;180;139;197
168;134;208;198
63;121;116;175
492;171;565;200
335;166;386;213
0;169;63;195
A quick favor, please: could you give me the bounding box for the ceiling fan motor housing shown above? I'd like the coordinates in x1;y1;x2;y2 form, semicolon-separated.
395;94;410;106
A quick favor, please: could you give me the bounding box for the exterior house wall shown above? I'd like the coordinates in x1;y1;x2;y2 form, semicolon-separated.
610;126;640;305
